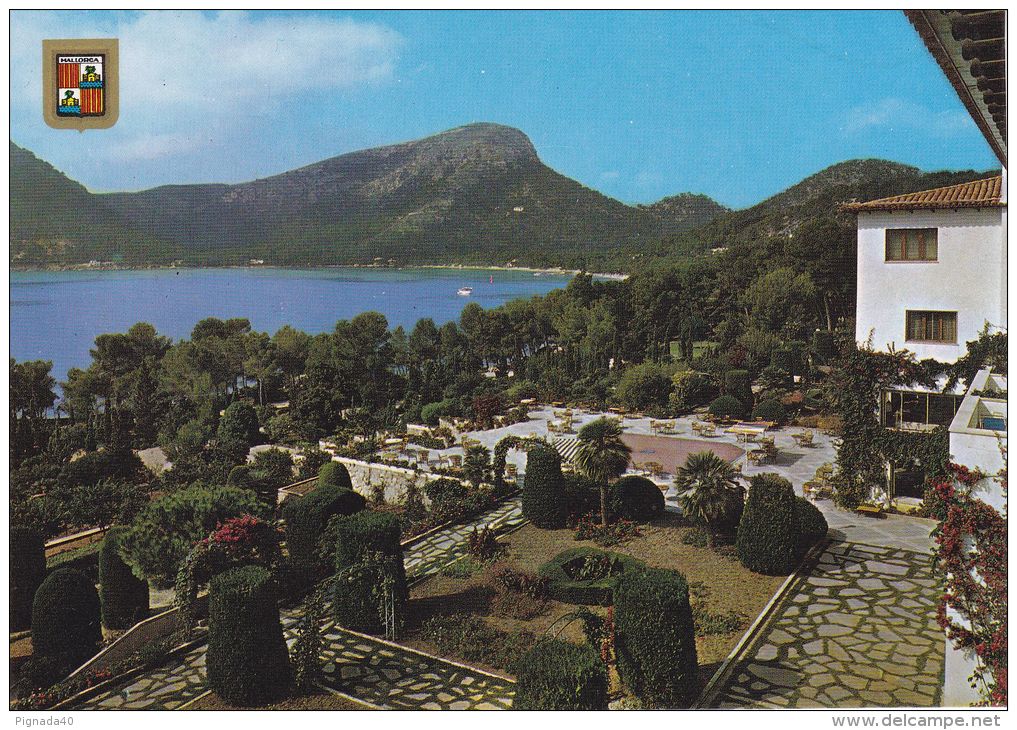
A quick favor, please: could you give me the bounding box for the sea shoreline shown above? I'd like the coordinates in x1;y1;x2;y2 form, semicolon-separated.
10;262;630;281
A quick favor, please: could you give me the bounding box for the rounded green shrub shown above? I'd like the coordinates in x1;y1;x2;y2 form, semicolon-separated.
613;567;698;708
317;461;353;491
794;496;828;557
206;565;291;706
522;444;566;528
420;399;456;426
331;511;407;633
10;526;46;631
752;398;786;424
736;473;797;575
708;395;745;420
538;547;645;606
512;638;608;710
99;526;150;630
31;568;102;680
283;482;366;586
610;475;665;523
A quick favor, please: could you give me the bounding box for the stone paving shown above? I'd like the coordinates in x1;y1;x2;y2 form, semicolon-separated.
404;496;523;583
69;498;521;711
318;627;513;709
707;540;944;709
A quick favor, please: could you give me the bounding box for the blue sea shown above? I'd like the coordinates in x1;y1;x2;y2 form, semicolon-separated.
9;267;573;382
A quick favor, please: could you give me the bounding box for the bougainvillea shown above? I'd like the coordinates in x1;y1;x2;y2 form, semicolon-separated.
930;459;1007;706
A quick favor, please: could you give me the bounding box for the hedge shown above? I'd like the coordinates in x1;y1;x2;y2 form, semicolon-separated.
10;526;46;631
610;475;665;522
46;542;101;582
736;473;797;575
794;496;829;557
283;482;366;586
613;567;698;707
752;398;786;424
317;461;353;491
537;547;645;606
99;527;150;630
708;395;745;420
331;511;407;633
207;566;291;706
522;444;566;528
121;484;268;586
31;568;102;681
512;638;608;710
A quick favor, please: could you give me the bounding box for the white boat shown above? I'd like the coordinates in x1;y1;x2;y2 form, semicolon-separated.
457;286;473;296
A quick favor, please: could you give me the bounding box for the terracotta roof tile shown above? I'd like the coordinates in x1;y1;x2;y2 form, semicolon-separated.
840;176;1004;212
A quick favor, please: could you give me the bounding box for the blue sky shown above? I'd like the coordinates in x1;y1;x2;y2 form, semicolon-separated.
10;10;998;209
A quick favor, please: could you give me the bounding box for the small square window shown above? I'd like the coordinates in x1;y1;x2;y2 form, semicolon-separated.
886;229;938;261
905;311;957;343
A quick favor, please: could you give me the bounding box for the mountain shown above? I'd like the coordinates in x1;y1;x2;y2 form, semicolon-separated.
9;130;997;271
641;193;730;235
97;123;723;268
9;142;177;266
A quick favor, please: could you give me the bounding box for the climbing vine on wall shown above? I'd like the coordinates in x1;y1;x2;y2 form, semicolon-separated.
928;457;1007;706
828;343;948;508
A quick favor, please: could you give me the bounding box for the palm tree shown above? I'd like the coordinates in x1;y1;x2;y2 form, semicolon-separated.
674;451;745;545
574;417;632;527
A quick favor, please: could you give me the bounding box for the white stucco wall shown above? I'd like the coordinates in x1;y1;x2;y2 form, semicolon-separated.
855;207;1006;363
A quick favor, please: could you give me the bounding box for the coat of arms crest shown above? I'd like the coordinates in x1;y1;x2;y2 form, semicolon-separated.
42;39;118;129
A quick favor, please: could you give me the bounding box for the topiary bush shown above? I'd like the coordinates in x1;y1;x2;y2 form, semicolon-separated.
99;526;150;630
283;482;366;586
316;461;353;491
538;547;645;606
10;526;46;631
752;398;786;424
724;369;754;410
522;444;566;528
331;511;407;633
708;395;745;420
512;638;608;710
121;484;268;587
610;475;665;523
793;496;828;558
613;566;698;708
31;568;102;683
562;472;600;522
206;565;291;706
736;473;797;575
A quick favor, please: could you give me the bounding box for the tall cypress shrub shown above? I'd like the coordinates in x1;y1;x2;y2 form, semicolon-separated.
283;483;366;585
317;461;353;491
10;526;46;631
736;473;797;575
522;444;566;528
206;566;291;706
31;568;102;679
99;526;150;630
724;369;754;412
512;638;608;710
613;567;698;708
331;511;407;633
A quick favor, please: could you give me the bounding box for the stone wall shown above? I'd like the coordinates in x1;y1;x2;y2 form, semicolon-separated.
334;457;443;505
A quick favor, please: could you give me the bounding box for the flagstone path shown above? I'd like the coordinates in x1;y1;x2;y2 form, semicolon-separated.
69;498;522;711
705;540;944;708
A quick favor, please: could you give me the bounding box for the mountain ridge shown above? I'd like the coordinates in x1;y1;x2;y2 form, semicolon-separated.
9;126;999;270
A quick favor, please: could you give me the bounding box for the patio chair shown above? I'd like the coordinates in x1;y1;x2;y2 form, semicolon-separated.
792;430;814;448
699;423;717;437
